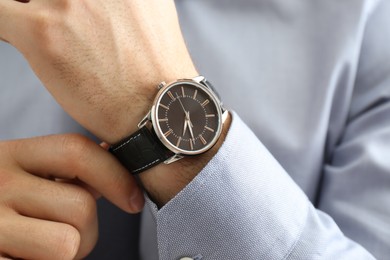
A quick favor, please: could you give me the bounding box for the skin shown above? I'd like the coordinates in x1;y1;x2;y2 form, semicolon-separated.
0;135;144;259
0;0;231;258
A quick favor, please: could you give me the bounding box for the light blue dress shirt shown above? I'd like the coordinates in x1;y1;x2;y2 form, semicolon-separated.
0;0;389;259
140;0;390;259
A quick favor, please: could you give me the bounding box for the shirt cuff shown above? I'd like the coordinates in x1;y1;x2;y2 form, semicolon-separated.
145;111;309;260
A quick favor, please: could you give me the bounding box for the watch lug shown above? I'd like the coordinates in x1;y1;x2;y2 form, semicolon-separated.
222;109;229;123
192;76;205;83
157;81;167;89
137;111;151;129
164;154;184;164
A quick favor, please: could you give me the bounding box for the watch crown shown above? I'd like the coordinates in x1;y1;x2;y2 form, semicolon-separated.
157;81;167;89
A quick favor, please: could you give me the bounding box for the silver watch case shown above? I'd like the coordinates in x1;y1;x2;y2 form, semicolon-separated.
138;76;227;164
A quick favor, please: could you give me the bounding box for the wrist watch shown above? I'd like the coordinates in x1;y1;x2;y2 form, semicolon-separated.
109;76;228;174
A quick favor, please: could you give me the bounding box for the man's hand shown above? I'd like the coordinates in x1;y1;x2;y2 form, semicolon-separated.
0;0;197;143
0;0;229;207
0;134;144;259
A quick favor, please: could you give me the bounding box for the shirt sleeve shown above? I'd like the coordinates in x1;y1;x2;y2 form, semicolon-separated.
144;1;390;259
317;0;390;258
145;112;375;260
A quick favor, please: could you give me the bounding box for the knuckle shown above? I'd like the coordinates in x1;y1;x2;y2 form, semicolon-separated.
54;224;80;260
60;134;94;170
31;10;53;38
0;143;19;192
0;209;13;235
109;171;128;195
29;8;66;59
71;188;97;227
76;224;98;260
30;11;59;57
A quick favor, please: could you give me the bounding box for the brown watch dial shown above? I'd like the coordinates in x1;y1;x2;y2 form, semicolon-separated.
153;81;222;155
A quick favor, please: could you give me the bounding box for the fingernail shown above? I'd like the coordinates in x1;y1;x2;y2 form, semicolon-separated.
129;191;144;213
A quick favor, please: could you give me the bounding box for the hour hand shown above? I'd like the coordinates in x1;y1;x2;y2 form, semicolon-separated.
186;111;194;128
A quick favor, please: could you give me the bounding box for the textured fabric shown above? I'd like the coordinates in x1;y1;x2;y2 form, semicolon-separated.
140;0;390;259
143;113;375;260
1;0;390;259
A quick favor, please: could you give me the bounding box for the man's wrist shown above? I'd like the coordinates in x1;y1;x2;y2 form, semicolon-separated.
104;67;228;207
138;112;231;208
102;67;199;144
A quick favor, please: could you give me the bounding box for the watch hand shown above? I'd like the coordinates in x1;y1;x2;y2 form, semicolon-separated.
176;93;188;116
185;111;195;140
189;125;195;140
182;118;188;136
186;111;194;128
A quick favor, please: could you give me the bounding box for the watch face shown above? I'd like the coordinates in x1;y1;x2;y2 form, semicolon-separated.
152;80;223;155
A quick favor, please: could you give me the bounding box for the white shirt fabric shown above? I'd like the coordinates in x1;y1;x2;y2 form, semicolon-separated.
1;0;389;259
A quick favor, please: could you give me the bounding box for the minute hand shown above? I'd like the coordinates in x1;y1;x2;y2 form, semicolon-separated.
176;93;188;115
188;120;195;140
182;117;188;136
187;111;195;140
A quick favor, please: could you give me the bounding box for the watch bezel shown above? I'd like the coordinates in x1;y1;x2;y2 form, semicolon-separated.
150;79;224;156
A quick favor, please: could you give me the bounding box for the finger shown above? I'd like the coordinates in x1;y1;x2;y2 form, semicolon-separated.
0;211;80;260
56;178;102;199
0;1;28;43
7;134;144;213
5;172;98;258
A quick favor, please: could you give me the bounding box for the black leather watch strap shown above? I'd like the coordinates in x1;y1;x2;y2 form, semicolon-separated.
110;77;223;174
109;126;173;174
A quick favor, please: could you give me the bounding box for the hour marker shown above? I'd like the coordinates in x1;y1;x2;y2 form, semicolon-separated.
206;114;215;118
193;89;198;99
201;99;210;107
164;129;173;137
205;126;215;132
159;118;168;122
176;137;182;147
199;135;207;145
181;87;185;97
159;103;169;110
189;139;194;150
167;91;175;100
